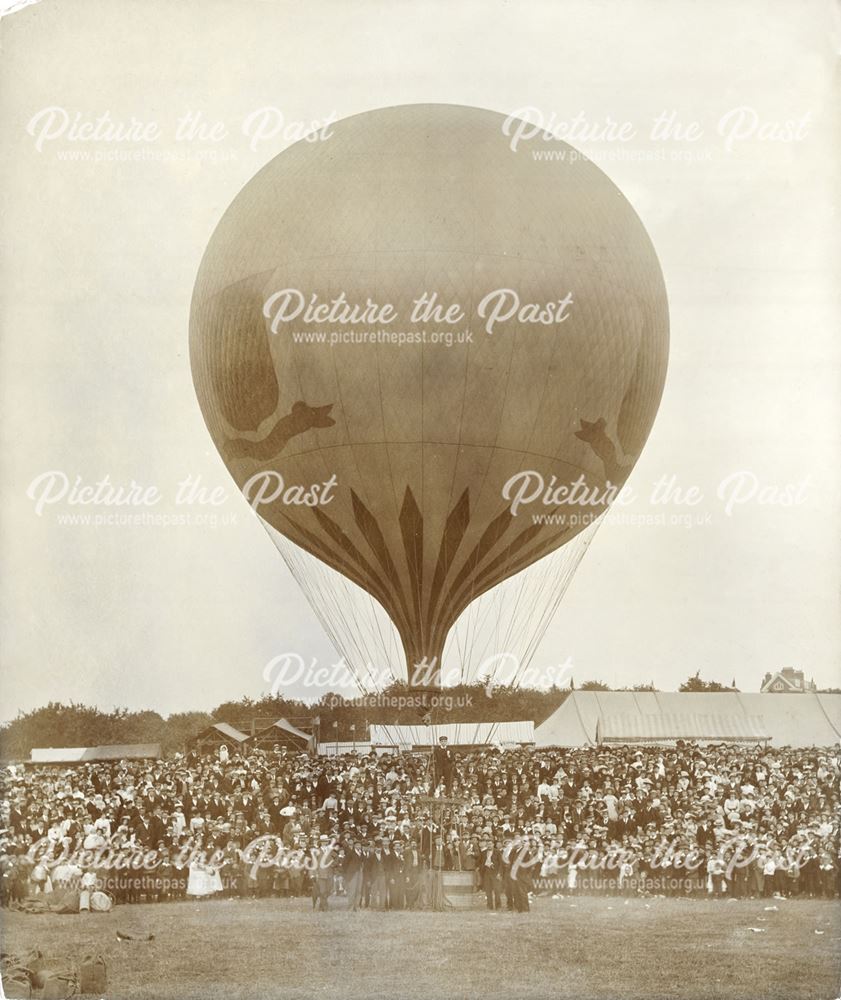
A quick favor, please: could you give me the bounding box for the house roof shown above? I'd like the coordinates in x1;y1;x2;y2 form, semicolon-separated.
761;671;801;692
201;722;249;743
29;743;161;764
249;717;313;744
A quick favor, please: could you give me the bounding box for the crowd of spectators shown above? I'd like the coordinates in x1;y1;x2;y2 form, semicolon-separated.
1;738;838;912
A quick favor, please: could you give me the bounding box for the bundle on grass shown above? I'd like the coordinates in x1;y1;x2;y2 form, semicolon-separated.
0;948;106;998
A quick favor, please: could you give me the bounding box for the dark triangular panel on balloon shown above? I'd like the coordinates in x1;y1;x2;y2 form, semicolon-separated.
398;486;424;635
428;488;471;623
277;509;395;618
308;505;412;637
350;489;411;628
433;505;514;636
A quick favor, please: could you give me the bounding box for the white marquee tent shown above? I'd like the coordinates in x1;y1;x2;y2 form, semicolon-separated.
534;692;841;748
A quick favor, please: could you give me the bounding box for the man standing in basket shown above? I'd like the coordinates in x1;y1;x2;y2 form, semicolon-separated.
432;736;454;795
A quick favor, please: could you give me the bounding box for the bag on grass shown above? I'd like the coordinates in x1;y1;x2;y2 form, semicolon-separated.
21;954;78;1000
17;897;48;914
79;954;106;994
35;970;77;1000
1;952;36;998
1;965;33;999
48;890;80;914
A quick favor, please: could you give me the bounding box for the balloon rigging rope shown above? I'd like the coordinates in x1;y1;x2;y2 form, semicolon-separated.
259;512;604;704
265;527;374;695
510;519;602;688
451;513;604;690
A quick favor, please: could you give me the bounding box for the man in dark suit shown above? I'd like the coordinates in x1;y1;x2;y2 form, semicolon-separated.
432;736;454;794
132;811;154;847
233;792;257;824
207;792;227;820
401;841;422;909
147;806;167;848
505;836;537;913
385;841;406;910
500;836;516;910
365;839;387;910
417;815;436;866
343;839;365;911
477;837;503;910
7;803;25;836
266;794;286;833
181;792;197;823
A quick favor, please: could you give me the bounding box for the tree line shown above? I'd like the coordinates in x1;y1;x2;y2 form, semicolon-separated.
2;674;836;760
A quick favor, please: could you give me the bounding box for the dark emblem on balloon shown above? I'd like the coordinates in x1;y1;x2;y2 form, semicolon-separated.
205;274;279;432
575;417;633;485
226;401;336;462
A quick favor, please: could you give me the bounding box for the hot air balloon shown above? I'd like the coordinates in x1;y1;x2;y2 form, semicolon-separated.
190;104;668;691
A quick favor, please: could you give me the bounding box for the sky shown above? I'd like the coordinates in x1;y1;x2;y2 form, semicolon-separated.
0;0;839;718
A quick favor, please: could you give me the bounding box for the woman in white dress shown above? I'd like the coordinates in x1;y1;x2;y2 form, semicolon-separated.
186;860;223;898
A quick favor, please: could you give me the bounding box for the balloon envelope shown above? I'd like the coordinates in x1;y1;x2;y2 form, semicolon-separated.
190;104;669;685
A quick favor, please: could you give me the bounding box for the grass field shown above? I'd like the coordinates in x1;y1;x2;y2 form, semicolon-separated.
1;895;839;1000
